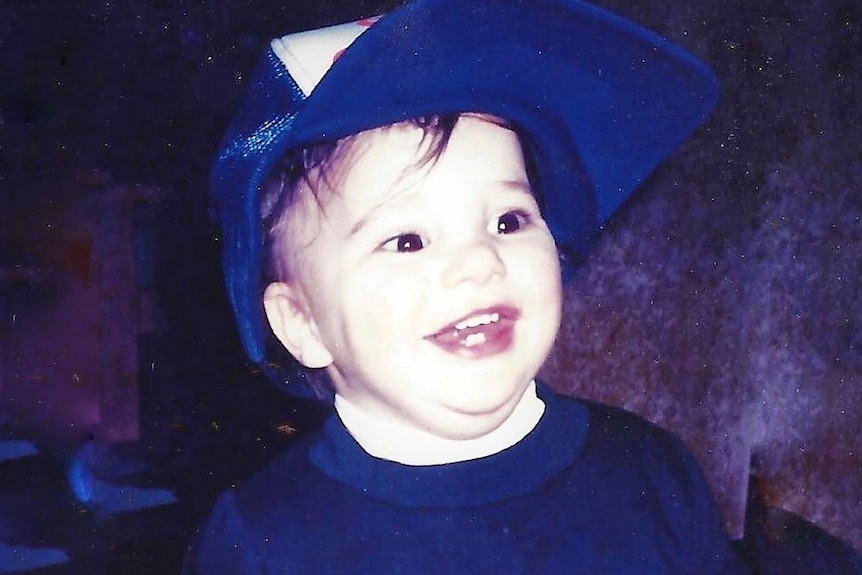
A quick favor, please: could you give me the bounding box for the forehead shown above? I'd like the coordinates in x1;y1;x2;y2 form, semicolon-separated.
316;114;523;203
286;116;528;240
331;122;436;197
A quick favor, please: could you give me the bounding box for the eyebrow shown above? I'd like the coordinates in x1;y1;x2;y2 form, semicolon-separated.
347;184;417;238
347;177;533;238
348;207;383;239
501;178;533;196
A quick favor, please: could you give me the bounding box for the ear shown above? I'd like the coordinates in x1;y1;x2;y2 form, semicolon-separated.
263;281;334;369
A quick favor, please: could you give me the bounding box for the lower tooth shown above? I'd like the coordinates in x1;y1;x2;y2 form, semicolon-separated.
464;333;486;347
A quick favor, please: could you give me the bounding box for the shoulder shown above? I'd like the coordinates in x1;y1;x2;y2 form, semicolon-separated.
581;398;687;458
545;390;709;524
544;388;691;465
183;432;341;573
546;392;749;573
541;387;688;465
191;435;318;526
229;432;333;525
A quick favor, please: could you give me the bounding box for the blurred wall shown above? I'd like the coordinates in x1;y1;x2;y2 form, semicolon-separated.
0;178;161;444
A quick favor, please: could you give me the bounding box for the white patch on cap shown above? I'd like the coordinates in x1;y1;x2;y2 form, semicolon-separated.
271;16;380;97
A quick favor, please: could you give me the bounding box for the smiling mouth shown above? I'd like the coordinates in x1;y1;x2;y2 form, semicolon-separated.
428;306;519;356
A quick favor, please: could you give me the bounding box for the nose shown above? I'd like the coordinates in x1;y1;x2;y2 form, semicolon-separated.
440;237;506;288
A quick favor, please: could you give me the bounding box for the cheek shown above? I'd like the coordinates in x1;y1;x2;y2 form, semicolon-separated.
517;237;563;288
521;240;564;326
340;265;427;338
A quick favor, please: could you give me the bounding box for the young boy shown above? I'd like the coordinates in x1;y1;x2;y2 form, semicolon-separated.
185;0;749;572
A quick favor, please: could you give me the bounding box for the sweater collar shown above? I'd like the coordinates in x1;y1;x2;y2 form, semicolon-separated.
309;383;589;507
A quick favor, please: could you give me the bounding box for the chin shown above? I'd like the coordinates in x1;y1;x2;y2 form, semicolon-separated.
440;383;525;419
433;413;512;441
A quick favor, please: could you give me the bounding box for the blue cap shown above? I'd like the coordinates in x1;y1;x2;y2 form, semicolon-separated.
211;0;719;376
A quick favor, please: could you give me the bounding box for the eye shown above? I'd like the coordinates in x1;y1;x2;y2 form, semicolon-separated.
496;210;531;234
381;232;425;253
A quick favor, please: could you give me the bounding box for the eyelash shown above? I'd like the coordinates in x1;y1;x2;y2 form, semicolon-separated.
496;209;533;235
380;232;425;253
379;209;535;254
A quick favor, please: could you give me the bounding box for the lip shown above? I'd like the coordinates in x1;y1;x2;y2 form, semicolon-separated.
426;305;520;358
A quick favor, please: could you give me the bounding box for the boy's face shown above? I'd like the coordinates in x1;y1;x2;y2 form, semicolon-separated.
265;115;562;440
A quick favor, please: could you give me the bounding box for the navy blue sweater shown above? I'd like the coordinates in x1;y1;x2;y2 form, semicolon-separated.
184;386;748;573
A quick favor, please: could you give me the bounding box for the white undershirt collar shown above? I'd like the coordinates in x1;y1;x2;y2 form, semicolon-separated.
333;381;545;466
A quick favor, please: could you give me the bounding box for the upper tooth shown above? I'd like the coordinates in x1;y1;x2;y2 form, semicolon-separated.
455;312;500;331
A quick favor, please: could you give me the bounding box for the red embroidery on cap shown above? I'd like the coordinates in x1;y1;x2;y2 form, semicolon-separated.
333;16;380;62
358;16;381;27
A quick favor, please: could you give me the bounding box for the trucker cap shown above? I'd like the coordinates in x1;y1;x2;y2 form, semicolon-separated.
211;0;719;372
